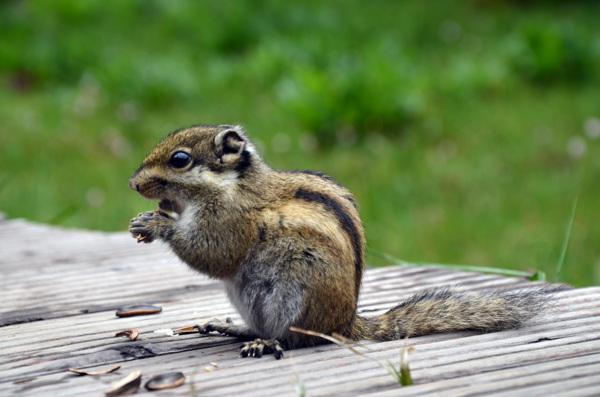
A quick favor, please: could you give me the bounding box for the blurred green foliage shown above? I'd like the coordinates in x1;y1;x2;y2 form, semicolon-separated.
1;0;599;286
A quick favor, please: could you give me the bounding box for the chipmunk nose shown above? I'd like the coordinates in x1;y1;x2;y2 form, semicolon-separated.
129;180;139;191
129;168;142;191
129;174;140;191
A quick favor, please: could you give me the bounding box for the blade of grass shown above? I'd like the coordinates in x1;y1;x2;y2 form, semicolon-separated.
529;270;547;282
555;196;578;283
290;327;411;386
291;373;306;397
400;343;413;386
290;327;377;363
368;249;536;279
331;332;411;386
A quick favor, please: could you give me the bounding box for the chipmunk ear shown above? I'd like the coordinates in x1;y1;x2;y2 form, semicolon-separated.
214;128;246;165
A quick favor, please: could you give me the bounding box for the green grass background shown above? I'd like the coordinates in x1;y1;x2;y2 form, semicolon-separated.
1;0;598;287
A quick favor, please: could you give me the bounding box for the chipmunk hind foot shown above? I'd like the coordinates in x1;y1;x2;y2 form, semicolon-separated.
240;338;284;360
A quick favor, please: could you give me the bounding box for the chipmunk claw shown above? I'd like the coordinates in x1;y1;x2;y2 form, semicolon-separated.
240;338;284;360
194;317;235;335
129;211;159;243
129;210;173;243
194;318;224;334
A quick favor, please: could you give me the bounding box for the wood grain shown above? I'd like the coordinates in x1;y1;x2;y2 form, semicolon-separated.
1;217;599;396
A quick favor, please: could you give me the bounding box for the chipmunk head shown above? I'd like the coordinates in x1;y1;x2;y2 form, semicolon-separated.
129;125;258;214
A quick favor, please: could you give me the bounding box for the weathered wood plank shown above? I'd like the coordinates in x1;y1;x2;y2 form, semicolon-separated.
1;218;599;396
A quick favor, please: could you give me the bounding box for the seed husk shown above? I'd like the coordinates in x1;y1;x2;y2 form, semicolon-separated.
153;209;170;217
144;372;185;390
115;329;139;341
173;325;197;335
116;304;162;318
12;377;36;384
68;365;121;376
104;370;141;396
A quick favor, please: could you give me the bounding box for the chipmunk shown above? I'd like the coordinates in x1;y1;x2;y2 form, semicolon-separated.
129;124;560;359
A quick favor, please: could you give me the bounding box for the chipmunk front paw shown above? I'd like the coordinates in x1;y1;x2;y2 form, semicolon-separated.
194;317;234;335
129;210;171;243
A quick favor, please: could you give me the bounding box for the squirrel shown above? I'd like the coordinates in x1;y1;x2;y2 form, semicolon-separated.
129;124;561;359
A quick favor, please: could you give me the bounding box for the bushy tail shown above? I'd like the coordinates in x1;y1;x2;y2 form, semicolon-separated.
350;285;567;341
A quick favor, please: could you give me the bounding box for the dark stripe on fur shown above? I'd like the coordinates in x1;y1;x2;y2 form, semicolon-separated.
285;170;347;189
294;188;363;292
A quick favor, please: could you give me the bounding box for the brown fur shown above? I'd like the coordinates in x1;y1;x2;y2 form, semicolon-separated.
129;125;562;359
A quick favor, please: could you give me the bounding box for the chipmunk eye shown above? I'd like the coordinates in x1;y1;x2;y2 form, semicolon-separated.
168;151;191;169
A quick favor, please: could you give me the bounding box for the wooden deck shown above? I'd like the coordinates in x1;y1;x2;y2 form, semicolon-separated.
1;216;599;396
